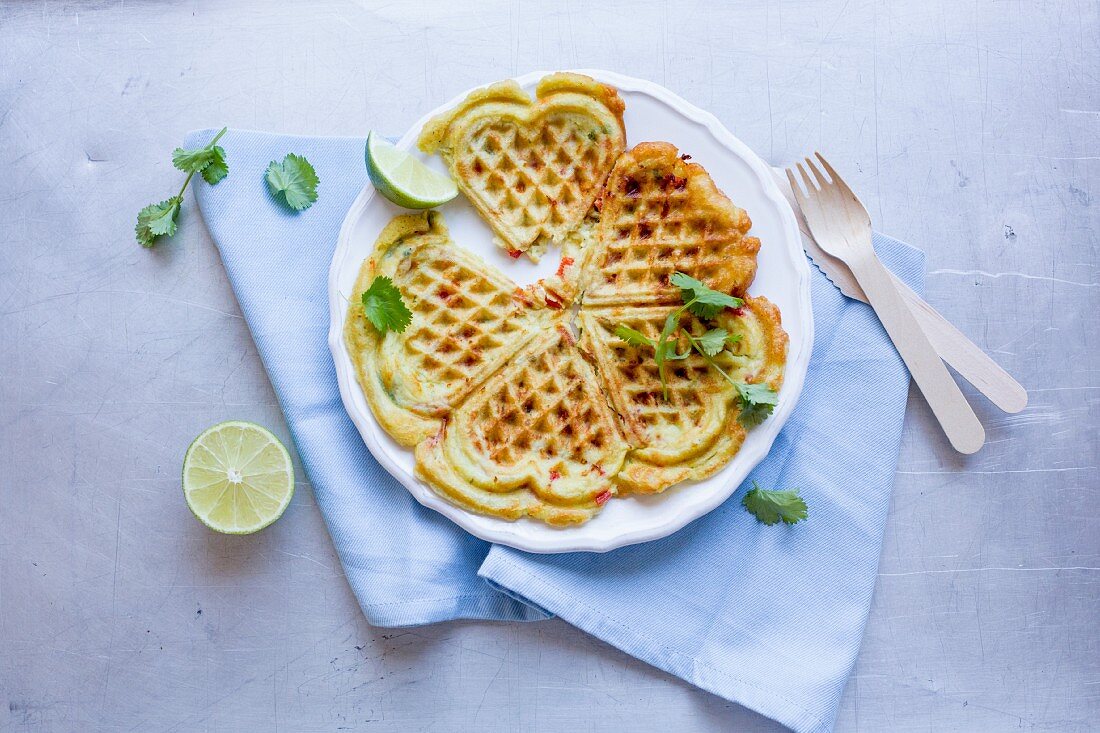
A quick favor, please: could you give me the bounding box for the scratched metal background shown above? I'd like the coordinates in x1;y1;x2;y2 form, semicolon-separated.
1;1;1097;731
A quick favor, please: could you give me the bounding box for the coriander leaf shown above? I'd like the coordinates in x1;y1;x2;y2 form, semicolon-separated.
614;325;654;349
670;271;743;319
266;153;319;211
135;197;181;248
669;271;707;299
362;276;411;334
737;401;772;428
695;328;728;356
742;483;808;525
138;128;227;249
726;332;743;348
199;146;228;184
686;288;743;319
735;382;779;427
172;146;218;174
171;127;229;179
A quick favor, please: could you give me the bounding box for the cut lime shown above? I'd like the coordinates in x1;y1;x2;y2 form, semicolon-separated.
182;421;294;534
365;130;458;209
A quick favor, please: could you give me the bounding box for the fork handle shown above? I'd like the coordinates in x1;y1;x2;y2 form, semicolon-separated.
847;252;986;454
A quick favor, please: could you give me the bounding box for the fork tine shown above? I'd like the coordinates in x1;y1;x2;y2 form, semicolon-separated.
814;152;855;198
796;161;816;194
804;157;829;190
785;167;807;207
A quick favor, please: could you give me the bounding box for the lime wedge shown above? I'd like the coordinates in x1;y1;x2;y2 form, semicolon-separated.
182;421;294;534
365;130;458;209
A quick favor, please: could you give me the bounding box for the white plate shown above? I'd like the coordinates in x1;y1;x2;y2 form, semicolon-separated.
329;70;812;553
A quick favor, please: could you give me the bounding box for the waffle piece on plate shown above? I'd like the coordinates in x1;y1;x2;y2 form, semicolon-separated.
345;212;543;446
418;72;626;262
579;296;788;494
581;141;761;307
415;322;629;526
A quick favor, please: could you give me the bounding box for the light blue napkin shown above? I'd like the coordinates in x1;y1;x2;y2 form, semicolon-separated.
189;129;924;733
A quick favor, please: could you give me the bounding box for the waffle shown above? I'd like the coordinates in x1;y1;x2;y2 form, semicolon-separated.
580;141;761;308
345;212;544;447
415;322;629;525
351;80;791;525
418;72;626;262
579;296;788;494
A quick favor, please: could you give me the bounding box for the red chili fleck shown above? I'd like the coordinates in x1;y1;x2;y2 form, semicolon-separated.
595;490;612;506
680;153;692;161
731;306;746;317
555;256;575;277
549;470;561;482
508;249;523;259
545;295;563;310
672;175;687;191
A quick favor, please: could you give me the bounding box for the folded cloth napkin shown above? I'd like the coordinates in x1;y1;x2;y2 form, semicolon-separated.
190;129;924;733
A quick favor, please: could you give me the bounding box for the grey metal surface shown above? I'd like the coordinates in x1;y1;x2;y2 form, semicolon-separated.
1;1;1096;730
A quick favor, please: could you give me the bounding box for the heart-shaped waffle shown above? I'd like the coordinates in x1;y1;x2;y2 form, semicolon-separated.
418;72;625;262
580;141;761;307
579;296;788;494
415;323;628;526
345;212;545;446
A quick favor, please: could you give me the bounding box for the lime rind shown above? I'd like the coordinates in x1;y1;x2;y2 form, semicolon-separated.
182;420;294;535
365;131;458;209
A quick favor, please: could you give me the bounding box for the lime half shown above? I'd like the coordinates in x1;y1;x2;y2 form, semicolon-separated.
182;421;294;534
365;130;458;209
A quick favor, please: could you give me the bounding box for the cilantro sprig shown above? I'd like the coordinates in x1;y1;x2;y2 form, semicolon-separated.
266;153;319;211
613;271;778;427
742;483;808;525
362;276;412;334
136;127;228;247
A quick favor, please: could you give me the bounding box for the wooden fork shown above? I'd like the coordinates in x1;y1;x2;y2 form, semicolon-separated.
787;153;986;454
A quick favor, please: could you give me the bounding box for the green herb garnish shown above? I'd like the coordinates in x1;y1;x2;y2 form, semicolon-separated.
266;153;319;211
136;127;227;247
362;276;412;334
742;483;808;525
670;272;742;319
613;271;778;426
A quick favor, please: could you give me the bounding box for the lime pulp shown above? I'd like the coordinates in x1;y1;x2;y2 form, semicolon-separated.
365;130;458;209
182;420;294;534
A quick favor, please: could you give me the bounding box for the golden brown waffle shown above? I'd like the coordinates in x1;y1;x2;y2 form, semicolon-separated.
580;141;761;308
580;296;788;494
344;212;544;447
418;72;625;262
415;323;629;525
350;109;791;525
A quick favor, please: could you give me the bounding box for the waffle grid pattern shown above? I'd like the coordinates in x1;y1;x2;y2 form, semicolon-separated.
397;250;527;392
470;333;617;471
583;142;760;306
589;311;734;442
463;115;612;253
